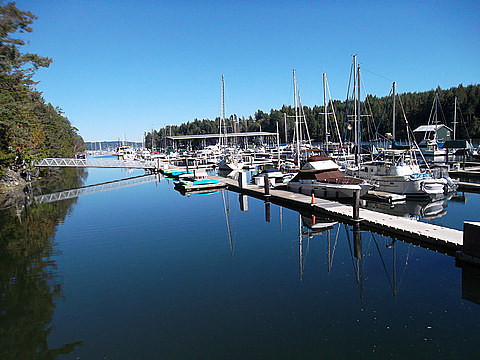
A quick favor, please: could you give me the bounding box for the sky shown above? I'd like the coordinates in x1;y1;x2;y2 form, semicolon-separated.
14;0;480;142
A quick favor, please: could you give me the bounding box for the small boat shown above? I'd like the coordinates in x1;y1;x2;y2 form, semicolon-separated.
116;145;136;160
217;156;243;171
287;155;373;199
251;167;285;186
174;178;225;193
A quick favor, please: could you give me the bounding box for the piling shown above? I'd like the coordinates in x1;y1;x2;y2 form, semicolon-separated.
352;190;360;221
238;171;248;189
265;201;271;222
264;174;270;197
239;194;248;211
463;222;480;258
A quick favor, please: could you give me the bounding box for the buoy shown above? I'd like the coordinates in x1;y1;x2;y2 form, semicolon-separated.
312;214;316;225
311;192;316;205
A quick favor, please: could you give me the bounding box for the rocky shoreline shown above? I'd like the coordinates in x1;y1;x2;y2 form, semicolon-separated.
0;169;28;191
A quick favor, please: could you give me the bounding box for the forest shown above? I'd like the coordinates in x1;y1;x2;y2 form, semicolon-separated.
0;3;85;175
146;83;480;149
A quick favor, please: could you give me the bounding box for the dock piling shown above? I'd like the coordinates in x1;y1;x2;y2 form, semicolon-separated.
264;174;270;197
353;190;360;221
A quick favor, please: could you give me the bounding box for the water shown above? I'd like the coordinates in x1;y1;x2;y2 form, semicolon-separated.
1;167;480;359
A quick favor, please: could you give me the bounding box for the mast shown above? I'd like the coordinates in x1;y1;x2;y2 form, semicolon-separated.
284;112;288;144
357;62;361;169
323;72;328;149
276;121;280;164
434;92;438;142
293;69;300;167
353;55;358;167
453;96;457;140
220;74;226;148
392;81;396;142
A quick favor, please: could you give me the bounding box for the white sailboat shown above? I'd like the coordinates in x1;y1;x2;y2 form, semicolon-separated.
217;75;243;172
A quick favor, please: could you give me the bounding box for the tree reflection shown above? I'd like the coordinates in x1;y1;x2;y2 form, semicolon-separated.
0;168;86;358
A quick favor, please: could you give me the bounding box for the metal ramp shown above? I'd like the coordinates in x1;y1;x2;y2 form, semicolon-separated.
35;157;157;169
33;175;159;204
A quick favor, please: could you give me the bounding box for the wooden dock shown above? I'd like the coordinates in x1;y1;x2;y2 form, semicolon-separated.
214;176;463;253
457;181;480;193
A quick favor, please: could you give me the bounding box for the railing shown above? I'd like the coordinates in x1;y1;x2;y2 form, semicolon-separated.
33;175;158;204
35;157;157;169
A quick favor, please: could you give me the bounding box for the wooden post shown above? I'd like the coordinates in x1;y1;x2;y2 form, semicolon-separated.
353;189;360;221
463;222;480;258
265;201;271;222
353;221;362;259
264;174;270;197
239;194;248;211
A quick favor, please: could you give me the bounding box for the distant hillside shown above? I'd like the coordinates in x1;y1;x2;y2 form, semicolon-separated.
146;83;480;149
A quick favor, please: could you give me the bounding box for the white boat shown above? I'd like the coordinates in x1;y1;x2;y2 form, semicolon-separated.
287;155;373;199
350;149;448;197
217;156;243;171
116;145;136;160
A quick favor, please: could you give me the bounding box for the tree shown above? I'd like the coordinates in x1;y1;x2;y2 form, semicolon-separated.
0;2;84;173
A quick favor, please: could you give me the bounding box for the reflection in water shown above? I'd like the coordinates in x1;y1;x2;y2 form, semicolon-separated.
363;192;465;220
0;168;84;358
292;209;420;302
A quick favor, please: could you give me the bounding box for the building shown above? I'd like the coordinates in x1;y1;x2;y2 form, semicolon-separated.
413;124;452;144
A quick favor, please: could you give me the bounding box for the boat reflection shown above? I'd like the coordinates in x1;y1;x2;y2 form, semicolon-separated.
362;192;465;220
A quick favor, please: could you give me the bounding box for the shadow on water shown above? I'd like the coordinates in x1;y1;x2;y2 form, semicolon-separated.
0;168;86;359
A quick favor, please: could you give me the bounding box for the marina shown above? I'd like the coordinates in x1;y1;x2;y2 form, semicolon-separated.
2;2;480;358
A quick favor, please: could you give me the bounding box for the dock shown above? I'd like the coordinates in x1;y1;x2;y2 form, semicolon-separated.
213;175;463;253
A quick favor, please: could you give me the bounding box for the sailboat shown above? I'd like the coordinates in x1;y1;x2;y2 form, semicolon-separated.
415;92;449;158
347;78;450;198
217;75;243;172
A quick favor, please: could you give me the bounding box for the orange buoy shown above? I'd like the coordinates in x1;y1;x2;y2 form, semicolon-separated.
311;192;316;205
312;215;316;225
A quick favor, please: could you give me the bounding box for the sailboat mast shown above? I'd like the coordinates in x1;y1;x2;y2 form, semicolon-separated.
357;62;361;169
353;55;358;167
434;93;438;142
392;81;396;142
293;69;300;166
323;72;328;149
453;96;457;140
222;74;226;147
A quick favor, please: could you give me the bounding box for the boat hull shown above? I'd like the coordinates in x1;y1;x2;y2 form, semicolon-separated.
287;180;371;199
370;175;446;197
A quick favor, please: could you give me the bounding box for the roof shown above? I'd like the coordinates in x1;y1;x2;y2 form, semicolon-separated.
441;139;473;149
166;131;277;141
413;124;452;132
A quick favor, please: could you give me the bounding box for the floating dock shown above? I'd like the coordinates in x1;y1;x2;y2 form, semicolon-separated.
362;190;406;204
214;176;463;253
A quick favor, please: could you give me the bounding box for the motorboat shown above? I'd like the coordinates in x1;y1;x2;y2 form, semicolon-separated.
116;145;136;160
287;155;373;199
217;156;243;171
349;149;449;198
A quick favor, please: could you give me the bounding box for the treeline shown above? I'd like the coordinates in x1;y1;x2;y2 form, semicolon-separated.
147;84;480;149
0;3;85;174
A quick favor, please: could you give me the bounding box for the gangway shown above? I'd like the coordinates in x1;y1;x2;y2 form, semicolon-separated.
33;174;159;204
35;157;157;170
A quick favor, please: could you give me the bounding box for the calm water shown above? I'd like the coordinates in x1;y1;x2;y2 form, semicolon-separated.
1;166;480;359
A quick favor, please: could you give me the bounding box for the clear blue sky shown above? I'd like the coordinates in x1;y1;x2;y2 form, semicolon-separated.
16;0;480;142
